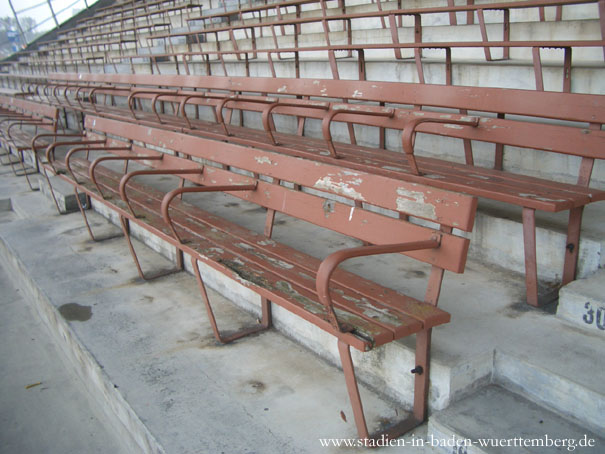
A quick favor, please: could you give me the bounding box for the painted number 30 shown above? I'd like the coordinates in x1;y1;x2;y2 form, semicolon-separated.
583;302;605;330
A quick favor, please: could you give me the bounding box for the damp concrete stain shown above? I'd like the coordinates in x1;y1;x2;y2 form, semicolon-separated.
242;380;266;395
59;303;92;322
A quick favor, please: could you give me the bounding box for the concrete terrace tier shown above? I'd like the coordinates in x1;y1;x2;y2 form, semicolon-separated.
0;161;603;452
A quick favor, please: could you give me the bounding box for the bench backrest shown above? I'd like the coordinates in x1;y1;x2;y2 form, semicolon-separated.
51;72;605;125
52;73;605;187
0;94;59;131
85;114;476;275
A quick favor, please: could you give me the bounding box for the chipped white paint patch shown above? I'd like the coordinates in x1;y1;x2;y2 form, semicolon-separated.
208;247;225;254
314;176;366;201
277;86;287;93
313;80;320;85
342;170;362;177
352;90;363;98
383;165;405;172
348;207;355;221
518;194;565;202
258;239;276;246
265;256;294;270
396;187;436;220
444;124;464;130
254;156;273;165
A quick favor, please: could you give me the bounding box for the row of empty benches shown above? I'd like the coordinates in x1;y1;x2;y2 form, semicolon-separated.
0;0;604;441
4;0;603;91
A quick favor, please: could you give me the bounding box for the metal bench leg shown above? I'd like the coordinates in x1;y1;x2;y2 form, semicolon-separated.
562;206;584;286
119;215;184;281
41;164;66;215
191;256;272;344
74;191;123;242
522;207;539;306
338;333;429;441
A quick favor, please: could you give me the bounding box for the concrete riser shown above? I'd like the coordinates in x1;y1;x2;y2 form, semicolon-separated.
558;269;605;333
494;352;604;436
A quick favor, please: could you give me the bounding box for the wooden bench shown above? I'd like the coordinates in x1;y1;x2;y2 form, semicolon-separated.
36;72;605;306
44;114;476;440
0;95;61;182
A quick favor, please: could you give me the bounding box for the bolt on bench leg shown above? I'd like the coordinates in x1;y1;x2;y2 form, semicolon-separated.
191;256;273;344
562;206;584;286
338;330;431;441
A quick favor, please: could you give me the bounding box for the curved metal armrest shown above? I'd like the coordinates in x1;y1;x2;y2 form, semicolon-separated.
150;92;191;124
89;154;162;198
61;85;73;106
127;89;179;120
0;118;39;134
45;139;106;173
119;168;202;217
161;182;258;244
6;120;53;138
315;235;441;333
322;106;395;158
401;116;479;175
31;133;85;152
216;95;278;136
177;92;224;130
65;146;132;185
262;100;329;145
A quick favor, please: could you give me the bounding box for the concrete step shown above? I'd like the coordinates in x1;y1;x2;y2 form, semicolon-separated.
37;174;87;214
558;269;605;334
0;260;130;454
428;385;604;454
183;19;603;63
468;199;605;284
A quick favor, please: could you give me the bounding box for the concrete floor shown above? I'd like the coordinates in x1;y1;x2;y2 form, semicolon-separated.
0;259;128;454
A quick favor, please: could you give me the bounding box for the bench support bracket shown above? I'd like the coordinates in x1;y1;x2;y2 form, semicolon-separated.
191;256;273;344
338;330;430;441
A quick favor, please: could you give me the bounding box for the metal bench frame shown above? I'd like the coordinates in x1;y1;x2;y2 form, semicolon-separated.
41;114;476;440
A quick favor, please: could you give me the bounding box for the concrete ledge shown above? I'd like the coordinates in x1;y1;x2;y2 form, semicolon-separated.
428;385;603;454
0;220;164;454
37;174;87;214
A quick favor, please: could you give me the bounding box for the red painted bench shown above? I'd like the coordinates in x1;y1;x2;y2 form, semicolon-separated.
44;114;476;440
33;72;605;306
